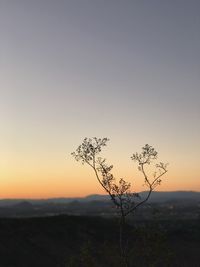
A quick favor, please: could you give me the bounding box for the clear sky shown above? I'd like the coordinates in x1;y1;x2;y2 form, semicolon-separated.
0;0;200;198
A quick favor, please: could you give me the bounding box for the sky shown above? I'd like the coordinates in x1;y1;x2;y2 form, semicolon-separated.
0;0;200;198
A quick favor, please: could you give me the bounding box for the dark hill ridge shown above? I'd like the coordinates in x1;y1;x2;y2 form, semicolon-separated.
0;191;199;218
139;190;200;202
85;191;200;203
0;191;199;207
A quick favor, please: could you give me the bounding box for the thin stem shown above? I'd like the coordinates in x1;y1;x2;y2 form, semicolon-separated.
119;215;129;267
125;167;167;216
92;165;120;208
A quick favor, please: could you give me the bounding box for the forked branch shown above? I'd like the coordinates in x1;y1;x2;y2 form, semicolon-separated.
71;138;168;218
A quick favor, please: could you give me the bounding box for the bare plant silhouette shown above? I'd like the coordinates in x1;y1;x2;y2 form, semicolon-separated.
72;137;168;267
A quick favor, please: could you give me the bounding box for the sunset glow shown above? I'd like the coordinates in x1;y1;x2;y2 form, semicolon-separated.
1;1;200;198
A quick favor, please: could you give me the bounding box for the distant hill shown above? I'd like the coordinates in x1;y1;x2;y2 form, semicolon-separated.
84;191;200;203
0;191;199;207
138;191;200;203
0;191;199;218
0;197;81;207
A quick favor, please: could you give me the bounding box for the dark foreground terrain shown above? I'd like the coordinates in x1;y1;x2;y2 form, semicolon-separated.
0;215;199;267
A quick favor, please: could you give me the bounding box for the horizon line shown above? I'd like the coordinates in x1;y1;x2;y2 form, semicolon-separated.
0;190;199;200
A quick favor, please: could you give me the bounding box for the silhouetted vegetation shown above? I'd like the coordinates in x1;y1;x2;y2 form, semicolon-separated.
0;215;199;267
72;137;168;266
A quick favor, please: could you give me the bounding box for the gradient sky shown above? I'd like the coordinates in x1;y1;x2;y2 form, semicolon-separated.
1;0;200;198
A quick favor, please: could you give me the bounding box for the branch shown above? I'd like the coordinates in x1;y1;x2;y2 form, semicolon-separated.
125;168;167;216
92;165;120;208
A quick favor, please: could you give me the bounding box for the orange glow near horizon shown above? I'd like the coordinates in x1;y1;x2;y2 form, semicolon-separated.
1;135;200;199
1;157;199;199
